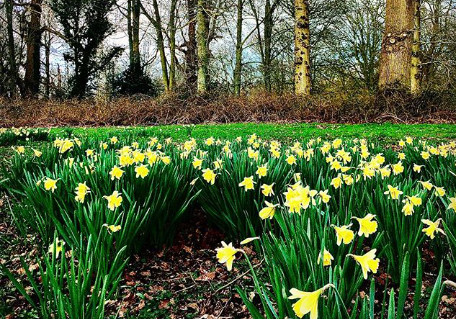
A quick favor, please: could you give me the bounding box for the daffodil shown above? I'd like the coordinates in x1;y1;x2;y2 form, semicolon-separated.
261;183;274;196
317;248;334;267
319;190;331;204
259;201;278;220
104;191;123;211
44;178;58;192
286;155;297;165
48;237;65;258
406;195;422;206
192;157;203;169
419;180;433;191
434;186;445;197
332;224;354;246
402;201;414;216
161;156;171;165
288;284;334;319
239;176;255;191
348;249;380;279
215;241;238;271
240;237;259;245
202;168;216;185
384;185;403;200
421;151;430;160
421;219;445;239
110;166;124;180
413;164;423;173
75;182;90;203
15;146;25;154
135;164;149;179
331;175;342;189
352;214;377;238
256;165;267;178
33;149;42;157
448;197;456;211
104;224;121;233
392;162;404;175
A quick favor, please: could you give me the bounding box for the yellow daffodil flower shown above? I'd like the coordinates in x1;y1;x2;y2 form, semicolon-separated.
261;183;274;196
104;191;123;211
44;177;58;192
331;175;342;189
104;224;121;233
288;284;334;319
392;162;404;175
259;201;278;220
110;166;124;180
256;165;268;178
192;157;203;169
240;237;259;245
239;176;255;191
448;197;456;211
421;219;445;239
413;164;423;173
419;180;433;191
332;224;355;246
33;149;42;157
348;249;380;279
48;237;65;258
286;155;297;165
352;214;377;238
384;185;403;200
317;248;334;267
434;186;445;197
75;182;90;203
216;241;238;271
202;168;217;185
319;190;331;204
135;165;149;179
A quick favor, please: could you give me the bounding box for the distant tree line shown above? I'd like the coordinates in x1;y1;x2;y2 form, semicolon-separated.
0;0;455;100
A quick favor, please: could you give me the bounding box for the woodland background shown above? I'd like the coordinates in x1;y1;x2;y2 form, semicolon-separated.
1;0;456;125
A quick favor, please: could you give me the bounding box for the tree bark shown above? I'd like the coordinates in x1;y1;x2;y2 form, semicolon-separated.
234;0;243;96
294;0;311;96
150;0;170;91
6;0;19;97
169;0;178;91
410;0;421;95
24;0;43;97
186;0;198;90
197;0;209;94
44;34;51;98
131;0;141;74
263;0;273;92
378;0;414;90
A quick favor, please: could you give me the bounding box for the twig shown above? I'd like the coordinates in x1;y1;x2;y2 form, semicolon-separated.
214;258;264;293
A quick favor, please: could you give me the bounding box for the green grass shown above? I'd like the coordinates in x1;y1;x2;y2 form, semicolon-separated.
47;123;456;143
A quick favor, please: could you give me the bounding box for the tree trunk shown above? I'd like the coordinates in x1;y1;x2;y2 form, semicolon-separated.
131;0;141;74
263;0;272;92
234;0;243;96
6;0;18;97
294;0;311;96
410;0;421;95
169;0;178;91
152;0;170;92
197;0;209;94
378;0;414;90
24;0;43;97
44;35;51;98
186;0;198;90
